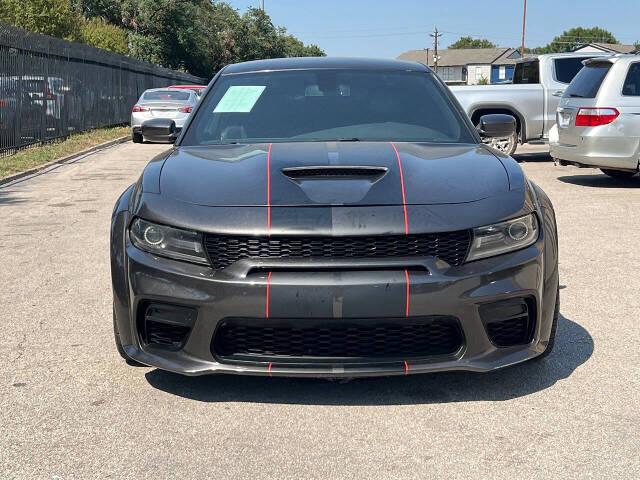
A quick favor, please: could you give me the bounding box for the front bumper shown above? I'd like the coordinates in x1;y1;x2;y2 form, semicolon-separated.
113;232;556;377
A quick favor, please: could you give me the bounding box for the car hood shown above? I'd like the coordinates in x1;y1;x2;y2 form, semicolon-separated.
159;142;511;207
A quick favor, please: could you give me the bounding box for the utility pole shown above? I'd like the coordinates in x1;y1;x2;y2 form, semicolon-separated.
259;0;264;10
430;27;442;72
521;0;527;56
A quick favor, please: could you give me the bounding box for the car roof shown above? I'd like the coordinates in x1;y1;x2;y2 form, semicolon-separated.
582;53;640;66
517;52;614;63
222;57;430;74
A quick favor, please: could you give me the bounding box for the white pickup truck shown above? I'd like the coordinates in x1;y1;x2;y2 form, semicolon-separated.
451;52;611;154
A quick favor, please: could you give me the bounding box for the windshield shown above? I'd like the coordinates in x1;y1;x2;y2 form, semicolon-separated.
181;69;474;145
512;60;539;84
143;90;190;101
554;57;592;84
563;63;612;99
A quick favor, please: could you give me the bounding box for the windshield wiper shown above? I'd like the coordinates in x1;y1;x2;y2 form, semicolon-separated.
569;93;585;98
329;137;361;142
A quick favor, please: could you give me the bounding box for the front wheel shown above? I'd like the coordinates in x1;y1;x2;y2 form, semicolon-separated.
535;285;559;361
113;304;145;366
132;131;143;144
600;168;638;179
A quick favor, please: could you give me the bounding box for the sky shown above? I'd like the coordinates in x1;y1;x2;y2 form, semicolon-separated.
226;0;640;58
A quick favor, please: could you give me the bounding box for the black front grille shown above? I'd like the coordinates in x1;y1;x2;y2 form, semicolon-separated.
203;230;471;270
212;316;464;364
480;297;536;347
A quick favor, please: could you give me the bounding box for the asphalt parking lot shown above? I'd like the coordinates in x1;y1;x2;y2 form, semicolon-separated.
1;141;639;479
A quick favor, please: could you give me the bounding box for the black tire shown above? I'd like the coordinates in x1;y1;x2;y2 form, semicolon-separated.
476;122;518;156
132;132;143;144
535;285;559;360
113;305;145;366
600;168;637;179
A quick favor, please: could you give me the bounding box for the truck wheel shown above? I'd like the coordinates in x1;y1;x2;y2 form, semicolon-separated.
600;169;638;179
476;122;518;156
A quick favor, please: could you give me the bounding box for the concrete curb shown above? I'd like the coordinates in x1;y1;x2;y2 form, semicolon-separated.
0;135;130;187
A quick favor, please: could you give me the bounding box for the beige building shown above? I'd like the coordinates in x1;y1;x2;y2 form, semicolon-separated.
572;42;637;54
397;47;521;85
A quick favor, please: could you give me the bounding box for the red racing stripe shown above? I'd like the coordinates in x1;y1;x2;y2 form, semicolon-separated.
265;271;272;318
404;360;409;375
267;143;272;234
268;362;273;377
404;269;410;317
390;142;409;235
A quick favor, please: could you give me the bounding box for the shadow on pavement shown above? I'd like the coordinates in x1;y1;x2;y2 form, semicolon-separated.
512;151;552;163
145;314;593;405
0;189;26;205
558;174;640;189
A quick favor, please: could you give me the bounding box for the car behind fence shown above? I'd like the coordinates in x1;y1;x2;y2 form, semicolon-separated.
0;22;204;158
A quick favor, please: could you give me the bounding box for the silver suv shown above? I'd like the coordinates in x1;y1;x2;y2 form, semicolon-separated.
550;54;640;178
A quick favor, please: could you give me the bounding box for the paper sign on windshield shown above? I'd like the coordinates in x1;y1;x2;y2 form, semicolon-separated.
213;86;266;113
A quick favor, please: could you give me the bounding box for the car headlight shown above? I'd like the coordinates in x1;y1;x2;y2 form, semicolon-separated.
129;218;209;265
467;214;538;261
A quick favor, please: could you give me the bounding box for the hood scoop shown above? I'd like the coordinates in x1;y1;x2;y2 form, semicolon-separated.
282;165;387;182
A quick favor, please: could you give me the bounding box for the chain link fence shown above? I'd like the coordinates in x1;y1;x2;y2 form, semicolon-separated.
0;22;204;158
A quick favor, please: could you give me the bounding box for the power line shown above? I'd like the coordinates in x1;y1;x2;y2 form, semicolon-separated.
521;0;527;56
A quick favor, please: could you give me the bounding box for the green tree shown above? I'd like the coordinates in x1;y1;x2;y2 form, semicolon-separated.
3;0;325;78
531;26;618;53
80;17;129;54
449;36;496;49
0;0;83;40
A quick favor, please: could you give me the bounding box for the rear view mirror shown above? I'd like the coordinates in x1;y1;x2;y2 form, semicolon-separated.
477;114;516;139
141;118;178;142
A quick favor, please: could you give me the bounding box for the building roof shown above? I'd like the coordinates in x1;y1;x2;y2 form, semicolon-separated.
222;57;428;74
396;47;520;67
573;43;637;54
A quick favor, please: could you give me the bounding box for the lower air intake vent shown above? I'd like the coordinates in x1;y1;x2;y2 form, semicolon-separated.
139;303;197;350
212;316;464;364
480;297;536;347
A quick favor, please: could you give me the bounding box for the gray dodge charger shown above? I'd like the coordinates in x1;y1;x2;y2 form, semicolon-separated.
111;57;559;377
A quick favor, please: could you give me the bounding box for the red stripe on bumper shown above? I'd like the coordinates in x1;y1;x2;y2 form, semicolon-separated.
404;269;410;317
265;271;272;318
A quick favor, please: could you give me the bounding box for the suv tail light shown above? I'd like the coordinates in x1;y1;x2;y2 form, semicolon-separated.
178;106;193;113
45;85;56;101
132;105;149;112
575;107;619;127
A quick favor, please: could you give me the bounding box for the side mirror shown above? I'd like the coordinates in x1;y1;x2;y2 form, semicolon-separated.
477;114;516;138
141;118;178;142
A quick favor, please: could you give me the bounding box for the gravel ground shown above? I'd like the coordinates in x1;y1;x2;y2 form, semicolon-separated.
1;141;638;479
